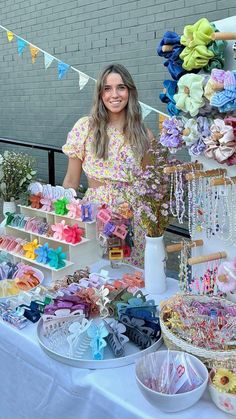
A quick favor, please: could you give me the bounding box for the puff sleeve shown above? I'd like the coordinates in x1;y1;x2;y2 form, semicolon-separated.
62;116;90;161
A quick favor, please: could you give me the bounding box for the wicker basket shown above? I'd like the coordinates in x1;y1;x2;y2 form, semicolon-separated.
160;294;236;370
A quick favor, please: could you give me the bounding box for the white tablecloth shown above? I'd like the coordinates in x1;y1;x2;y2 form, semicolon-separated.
0;262;231;419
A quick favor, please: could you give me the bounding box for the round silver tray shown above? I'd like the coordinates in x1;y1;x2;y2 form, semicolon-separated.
37;318;163;369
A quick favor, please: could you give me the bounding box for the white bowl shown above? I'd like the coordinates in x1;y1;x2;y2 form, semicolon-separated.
135;350;208;413
209;373;236;416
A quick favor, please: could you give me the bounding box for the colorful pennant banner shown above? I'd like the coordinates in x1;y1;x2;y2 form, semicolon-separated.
0;23;168;120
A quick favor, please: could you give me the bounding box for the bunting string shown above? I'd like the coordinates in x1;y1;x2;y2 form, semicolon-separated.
0;23;168;120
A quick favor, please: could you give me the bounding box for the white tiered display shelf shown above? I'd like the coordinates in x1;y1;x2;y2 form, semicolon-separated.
4;204;99;282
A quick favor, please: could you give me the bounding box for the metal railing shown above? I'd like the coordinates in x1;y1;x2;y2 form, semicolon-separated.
0;136;190;238
0;136;63;186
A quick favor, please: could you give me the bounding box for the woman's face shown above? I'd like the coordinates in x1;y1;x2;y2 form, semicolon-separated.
101;73;129;115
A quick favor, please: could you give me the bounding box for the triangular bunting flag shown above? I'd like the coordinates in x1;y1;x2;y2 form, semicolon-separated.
17;38;27;55
139;102;153;120
79;71;89;90
158;113;168;131
29;45;39;64
7;31;14;42
44;52;54;69
58;62;70;80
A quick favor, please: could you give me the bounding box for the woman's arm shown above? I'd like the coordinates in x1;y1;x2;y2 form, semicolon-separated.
63;158;82;190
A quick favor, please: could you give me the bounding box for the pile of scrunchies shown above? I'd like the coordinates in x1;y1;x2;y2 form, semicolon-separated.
160;115;236;165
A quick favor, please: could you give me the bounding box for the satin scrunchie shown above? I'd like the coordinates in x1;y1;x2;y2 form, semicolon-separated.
204;119;236;163
174;73;205;117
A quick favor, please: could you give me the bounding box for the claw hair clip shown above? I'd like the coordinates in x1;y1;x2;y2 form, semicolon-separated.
63;224;83;244
42;311;85;337
96;208;112;224
23;239;39;259
81;203;94;222
87;320;109;360
53;198;69;215
40;197;53;212
104;319;129;357
67;317;92;358
51;220;66;241
66;199;82;219
93;285;110;318
29;193;43;209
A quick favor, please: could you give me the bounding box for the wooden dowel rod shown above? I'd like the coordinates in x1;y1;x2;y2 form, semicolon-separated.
162;45;174;52
211;176;236;186
166;239;203;253
212;32;236;41
186;168;227;181
188;251;227;266
217;274;228;283
163;162;203;174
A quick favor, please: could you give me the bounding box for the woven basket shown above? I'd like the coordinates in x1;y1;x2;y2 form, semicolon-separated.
160;294;236;370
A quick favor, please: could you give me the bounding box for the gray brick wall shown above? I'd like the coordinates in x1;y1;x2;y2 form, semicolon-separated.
0;0;233;184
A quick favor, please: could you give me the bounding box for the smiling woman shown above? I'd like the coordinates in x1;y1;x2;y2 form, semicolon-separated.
62;63;155;267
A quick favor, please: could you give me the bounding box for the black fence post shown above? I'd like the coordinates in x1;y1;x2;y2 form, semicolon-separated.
48;150;55;186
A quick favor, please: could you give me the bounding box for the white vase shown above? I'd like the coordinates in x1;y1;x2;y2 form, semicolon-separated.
3;201;17;216
144;235;167;294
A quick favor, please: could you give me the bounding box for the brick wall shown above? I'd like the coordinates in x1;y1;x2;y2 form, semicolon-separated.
0;0;234;184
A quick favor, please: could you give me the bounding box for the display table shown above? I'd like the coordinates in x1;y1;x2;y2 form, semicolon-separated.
0;262;231;419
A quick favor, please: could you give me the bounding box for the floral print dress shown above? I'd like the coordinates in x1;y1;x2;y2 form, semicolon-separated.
62;116;145;267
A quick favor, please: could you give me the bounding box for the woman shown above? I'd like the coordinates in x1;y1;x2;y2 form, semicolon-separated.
62;63;155;267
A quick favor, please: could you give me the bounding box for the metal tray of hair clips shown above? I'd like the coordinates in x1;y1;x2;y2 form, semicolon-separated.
37;312;163;369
